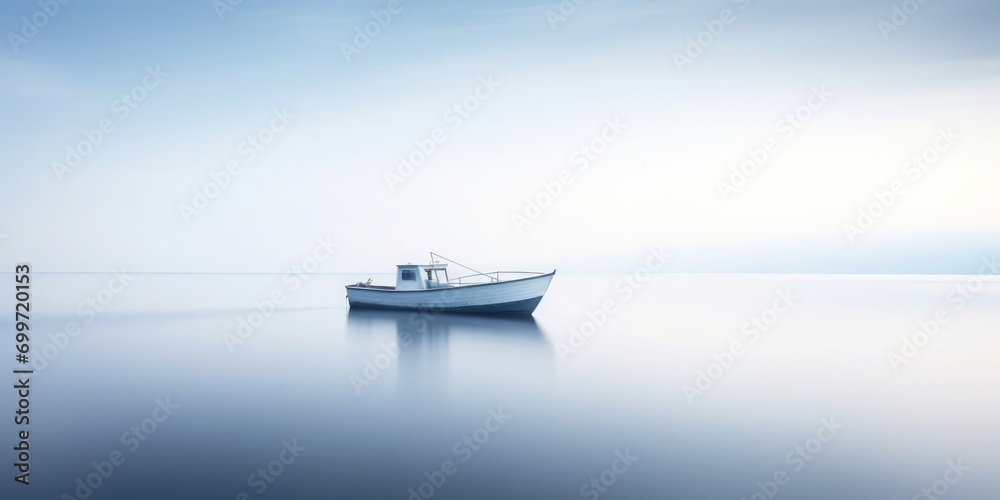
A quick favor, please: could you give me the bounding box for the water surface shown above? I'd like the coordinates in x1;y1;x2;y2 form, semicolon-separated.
3;273;997;499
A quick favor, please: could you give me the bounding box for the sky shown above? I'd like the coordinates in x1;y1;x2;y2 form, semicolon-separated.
1;0;998;274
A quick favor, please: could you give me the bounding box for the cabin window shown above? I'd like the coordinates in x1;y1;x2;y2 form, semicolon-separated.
401;270;416;281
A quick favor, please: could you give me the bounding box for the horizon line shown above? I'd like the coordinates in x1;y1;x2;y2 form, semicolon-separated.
2;271;997;280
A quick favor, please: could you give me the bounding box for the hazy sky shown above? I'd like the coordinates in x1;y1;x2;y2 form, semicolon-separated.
2;0;998;273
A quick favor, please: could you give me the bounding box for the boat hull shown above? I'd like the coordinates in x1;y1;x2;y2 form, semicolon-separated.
346;271;554;315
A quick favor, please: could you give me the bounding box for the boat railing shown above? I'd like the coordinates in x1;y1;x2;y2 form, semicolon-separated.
448;271;547;285
429;252;547;285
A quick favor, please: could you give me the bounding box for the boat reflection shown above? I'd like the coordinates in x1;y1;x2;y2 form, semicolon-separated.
346;309;552;392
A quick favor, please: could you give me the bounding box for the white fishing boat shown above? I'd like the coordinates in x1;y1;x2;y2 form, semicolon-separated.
345;253;555;315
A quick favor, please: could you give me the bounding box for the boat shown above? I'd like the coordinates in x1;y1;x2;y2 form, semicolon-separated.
345;253;555;315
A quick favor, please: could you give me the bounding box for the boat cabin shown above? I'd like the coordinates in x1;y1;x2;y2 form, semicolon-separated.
396;263;451;290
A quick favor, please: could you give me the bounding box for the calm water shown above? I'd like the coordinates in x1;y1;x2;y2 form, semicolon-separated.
3;273;998;499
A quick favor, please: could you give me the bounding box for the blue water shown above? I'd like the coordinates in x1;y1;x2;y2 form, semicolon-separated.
3;273;997;499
